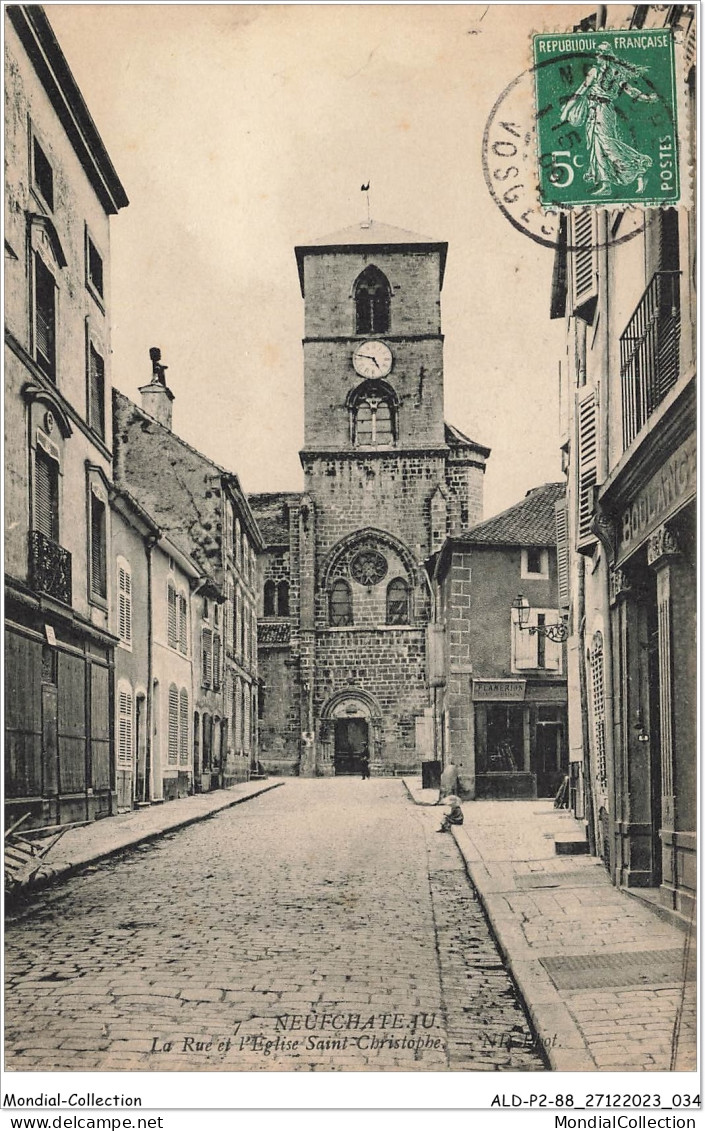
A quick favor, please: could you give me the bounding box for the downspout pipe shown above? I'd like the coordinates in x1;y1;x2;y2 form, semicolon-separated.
596;209;618;883
144;534;158;803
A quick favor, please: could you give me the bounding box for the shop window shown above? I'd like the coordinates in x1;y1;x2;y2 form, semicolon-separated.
354;265;391;334
478;704;524;774
329;579;353;627
386;577;410;625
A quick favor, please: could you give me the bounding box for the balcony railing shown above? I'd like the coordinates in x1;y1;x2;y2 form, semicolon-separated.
620;271;681;450
29;530;72;605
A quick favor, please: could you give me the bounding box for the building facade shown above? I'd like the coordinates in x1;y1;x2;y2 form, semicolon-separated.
551;6;696;919
250;221;490;777
4;5;128;828
429;484;568;800
112;375;262;789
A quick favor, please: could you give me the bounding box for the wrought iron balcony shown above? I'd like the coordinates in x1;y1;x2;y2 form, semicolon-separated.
29;530;72;605
620;271;681;450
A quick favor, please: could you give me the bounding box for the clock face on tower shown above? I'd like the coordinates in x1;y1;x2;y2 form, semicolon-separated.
352;340;393;379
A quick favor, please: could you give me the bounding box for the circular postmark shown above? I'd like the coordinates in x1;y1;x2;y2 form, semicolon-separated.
481;53;677;252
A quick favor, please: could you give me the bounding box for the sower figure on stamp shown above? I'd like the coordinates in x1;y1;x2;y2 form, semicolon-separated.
437;793;463;834
560;42;658;196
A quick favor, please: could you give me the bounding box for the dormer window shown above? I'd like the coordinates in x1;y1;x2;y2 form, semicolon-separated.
354;266;391;334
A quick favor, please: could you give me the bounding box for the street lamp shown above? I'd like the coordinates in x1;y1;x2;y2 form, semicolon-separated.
512;594;568;643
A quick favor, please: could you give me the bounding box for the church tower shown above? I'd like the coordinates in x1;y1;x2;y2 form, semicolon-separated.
250;221;489;776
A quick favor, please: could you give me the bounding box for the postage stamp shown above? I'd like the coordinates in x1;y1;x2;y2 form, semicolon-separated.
533;29;679;208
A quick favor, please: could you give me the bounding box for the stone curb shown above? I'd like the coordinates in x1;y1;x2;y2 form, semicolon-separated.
402;777;596;1072
7;781;285;905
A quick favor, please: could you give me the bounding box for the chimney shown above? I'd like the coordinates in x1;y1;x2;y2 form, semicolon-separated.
139;347;174;430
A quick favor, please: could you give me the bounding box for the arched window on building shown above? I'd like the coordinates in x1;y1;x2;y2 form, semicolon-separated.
277;580;290;617
264;579;276;617
349;382;398;448
329;579;353;627
386;577;410;625
354;265;391;334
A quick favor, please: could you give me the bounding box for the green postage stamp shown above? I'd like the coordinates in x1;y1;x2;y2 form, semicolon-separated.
533;29;679;208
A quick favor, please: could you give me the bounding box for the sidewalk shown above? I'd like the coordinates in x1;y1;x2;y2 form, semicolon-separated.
403;779;696;1073
7;780;284;901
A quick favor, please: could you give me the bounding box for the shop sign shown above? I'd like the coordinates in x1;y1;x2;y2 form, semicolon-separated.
617;432;696;563
472;679;526;702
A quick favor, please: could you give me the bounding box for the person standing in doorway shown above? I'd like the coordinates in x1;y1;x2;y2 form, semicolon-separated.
360;750;370;780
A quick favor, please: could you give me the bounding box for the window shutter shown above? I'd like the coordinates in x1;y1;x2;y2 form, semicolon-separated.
89;346;105;439
167;584;178;648
35;448;59;541
202;628;212;687
179;689;189;766
168;685;179;766
34;255;56;378
571;210;598;314
117;688;133;769
577;391;598;546
118;562;132;644
554;499;570;611
589;632;607;785
213;633;221;690
90;494;107;598
512;609;537;670
178;594;188;654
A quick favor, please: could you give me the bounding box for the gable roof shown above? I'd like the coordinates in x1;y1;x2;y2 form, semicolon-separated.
295;219;448;294
457;482;566;548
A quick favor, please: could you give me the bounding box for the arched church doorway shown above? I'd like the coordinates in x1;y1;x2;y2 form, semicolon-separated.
334;716;369;776
319;689;382;776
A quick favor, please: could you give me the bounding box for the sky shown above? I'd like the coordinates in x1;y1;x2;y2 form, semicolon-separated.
47;3;596;519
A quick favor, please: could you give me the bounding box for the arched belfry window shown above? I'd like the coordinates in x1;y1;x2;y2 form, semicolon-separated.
354;266;391;335
329;579;353;627
349;381;398;448
387;578;410;625
263;579;276;617
277;580;290;617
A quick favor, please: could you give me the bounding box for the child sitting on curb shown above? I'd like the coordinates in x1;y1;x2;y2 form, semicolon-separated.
437;793;463;833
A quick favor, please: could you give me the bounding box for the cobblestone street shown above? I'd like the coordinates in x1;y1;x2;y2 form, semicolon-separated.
5;780;544;1072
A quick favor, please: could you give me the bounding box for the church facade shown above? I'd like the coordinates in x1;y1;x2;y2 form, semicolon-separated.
250;222;489;777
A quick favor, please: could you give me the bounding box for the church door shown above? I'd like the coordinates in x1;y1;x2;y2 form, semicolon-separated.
334;718;369;776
